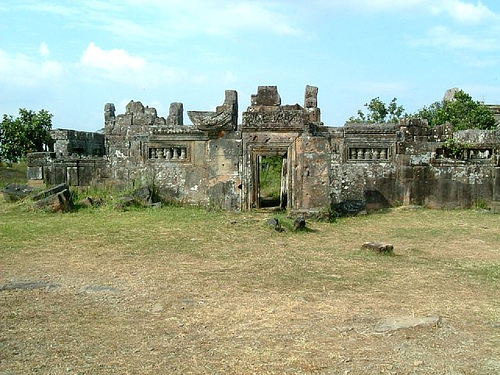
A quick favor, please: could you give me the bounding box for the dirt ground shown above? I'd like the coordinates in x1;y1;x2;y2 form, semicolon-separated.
0;205;499;374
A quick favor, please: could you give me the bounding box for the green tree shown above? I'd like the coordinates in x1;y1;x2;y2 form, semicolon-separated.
414;90;495;130
0;109;53;162
349;97;405;123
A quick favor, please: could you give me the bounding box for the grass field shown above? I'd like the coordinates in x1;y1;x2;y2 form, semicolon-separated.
0;171;499;373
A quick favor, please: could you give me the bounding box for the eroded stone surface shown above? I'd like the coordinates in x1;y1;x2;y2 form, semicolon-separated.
293;216;306;231
2;184;36;202
375;316;441;333
26;86;500;213
361;242;394;254
0;281;59;291
80;285;121;294
167;102;183;126
188;90;238;131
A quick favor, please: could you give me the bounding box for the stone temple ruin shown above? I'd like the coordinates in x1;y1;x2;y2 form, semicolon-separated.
27;85;500;213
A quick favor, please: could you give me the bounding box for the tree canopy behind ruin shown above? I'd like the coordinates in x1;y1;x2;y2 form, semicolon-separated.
413;90;496;130
0;109;53;163
348;90;496;130
348;97;405;124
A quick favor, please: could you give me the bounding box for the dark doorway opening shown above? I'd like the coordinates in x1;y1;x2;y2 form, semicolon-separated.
258;154;287;209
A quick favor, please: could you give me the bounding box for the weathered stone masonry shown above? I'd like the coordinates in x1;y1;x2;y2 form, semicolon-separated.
28;86;500;212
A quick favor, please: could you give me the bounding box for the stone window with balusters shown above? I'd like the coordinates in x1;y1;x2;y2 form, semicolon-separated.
148;145;189;162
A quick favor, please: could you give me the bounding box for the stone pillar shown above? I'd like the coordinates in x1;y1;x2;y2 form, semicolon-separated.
224;90;238;130
357;149;363;160
165;148;172;160
104;103;115;121
350;148;356;160
304;85;318;108
167;102;184;125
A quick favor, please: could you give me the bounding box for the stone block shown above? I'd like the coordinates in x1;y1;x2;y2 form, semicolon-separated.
304;85;318;108
167;102;184;125
27;166;43;180
34;188;73;213
2;184;36;202
251;86;281;106
375;316;441;333
361;242;394;254
32;183;69;201
293;216;306;231
126;100;145;114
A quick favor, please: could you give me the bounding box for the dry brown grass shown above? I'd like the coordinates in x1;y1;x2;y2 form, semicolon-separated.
1;198;499;374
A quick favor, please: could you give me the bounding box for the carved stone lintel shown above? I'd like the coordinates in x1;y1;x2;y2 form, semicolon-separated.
188;110;233;131
188;90;238;131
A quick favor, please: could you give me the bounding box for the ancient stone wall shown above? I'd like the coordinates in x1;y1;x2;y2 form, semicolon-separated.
27;86;500;213
102;91;242;208
52;129;105;157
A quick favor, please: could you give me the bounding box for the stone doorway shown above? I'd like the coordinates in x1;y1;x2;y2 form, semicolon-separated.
248;145;291;210
258;154;288;209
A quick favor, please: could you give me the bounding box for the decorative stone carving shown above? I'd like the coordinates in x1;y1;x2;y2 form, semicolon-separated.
149;146;189;161
188;90;238;131
349;148;389;161
242;86;314;131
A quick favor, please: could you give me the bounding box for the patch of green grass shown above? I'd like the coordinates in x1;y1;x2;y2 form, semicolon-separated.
1;198;499;292
0;161;27;187
472;263;500;282
260;156;282;199
454;261;500;283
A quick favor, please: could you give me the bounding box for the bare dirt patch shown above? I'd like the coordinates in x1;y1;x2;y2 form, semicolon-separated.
1;202;499;374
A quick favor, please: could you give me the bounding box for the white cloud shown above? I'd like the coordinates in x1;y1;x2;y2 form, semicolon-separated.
414;25;500;51
210;2;302;36
0;49;63;88
430;0;497;24
315;0;498;23
39;42;50;57
20;3;78;17
99;18;158;41
78;42;196;87
20;0;302;41
80;42;146;71
316;0;427;12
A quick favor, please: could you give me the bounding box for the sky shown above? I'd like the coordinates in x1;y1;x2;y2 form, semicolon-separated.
1;0;500;131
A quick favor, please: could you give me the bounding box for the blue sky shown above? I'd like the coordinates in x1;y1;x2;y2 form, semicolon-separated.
1;0;500;131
